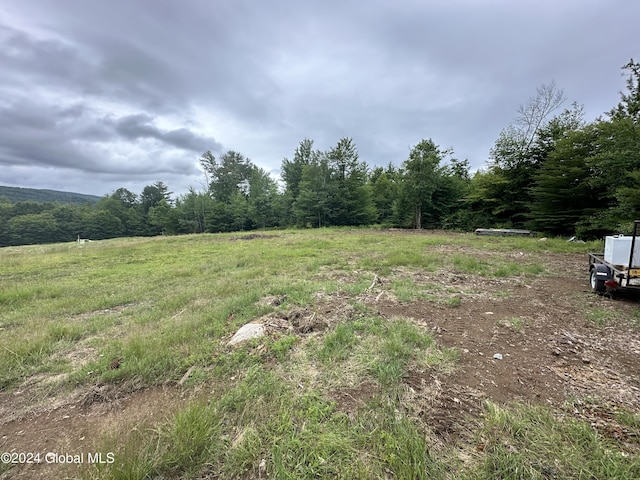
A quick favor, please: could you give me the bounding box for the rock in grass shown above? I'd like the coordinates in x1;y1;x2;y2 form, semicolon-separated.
228;323;265;346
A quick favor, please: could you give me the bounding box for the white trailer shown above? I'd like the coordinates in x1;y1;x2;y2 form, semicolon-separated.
588;220;640;294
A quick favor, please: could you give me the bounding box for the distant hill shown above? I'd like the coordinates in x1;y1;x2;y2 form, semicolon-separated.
0;185;102;205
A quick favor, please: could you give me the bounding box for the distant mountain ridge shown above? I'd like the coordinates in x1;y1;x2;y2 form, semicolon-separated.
0;185;102;205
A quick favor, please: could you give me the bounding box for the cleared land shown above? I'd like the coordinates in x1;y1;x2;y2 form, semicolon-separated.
1;229;639;479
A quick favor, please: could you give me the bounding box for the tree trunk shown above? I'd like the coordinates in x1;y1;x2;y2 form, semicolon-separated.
415;204;421;229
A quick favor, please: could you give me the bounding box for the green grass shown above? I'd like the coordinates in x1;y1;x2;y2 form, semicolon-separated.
586;307;611;326
616;409;640;435
499;317;524;331
389;278;433;302
583;302;636;328
89;361;446;479
318;321;362;363
451;253;546;277
463;402;640;479
1;228;634;479
447;295;462;307
369;320;434;388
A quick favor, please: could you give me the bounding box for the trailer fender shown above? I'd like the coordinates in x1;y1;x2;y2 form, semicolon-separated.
591;264;612;278
590;264;612;293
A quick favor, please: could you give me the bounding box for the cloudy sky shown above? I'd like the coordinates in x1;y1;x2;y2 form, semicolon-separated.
0;0;637;198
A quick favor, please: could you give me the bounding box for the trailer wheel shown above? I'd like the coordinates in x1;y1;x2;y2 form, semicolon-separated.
590;268;606;293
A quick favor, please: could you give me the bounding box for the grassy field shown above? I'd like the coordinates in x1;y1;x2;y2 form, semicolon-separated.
1;228;639;479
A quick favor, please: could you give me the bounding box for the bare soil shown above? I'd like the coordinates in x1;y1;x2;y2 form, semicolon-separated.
373;252;640;446
2;249;640;478
1;382;190;479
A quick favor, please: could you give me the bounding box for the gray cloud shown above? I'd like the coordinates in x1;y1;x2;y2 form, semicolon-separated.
0;0;638;197
107;114;222;153
0;97;221;168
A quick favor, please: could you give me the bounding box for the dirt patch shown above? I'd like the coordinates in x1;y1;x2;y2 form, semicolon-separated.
261;251;640;447
332;381;381;416
251;299;356;337
288;309;329;334
257;295;287;308
0;338;108;425
0;383;189;479
374;253;640;445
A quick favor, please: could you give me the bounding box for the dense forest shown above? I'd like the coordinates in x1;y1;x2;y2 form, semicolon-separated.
1;60;639;247
0;186;100;205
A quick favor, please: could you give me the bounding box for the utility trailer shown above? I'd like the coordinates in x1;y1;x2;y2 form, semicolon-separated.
588;220;640;294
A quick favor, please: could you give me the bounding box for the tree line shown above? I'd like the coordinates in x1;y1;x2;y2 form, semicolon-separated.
1;60;638;247
0;185;100;205
468;60;640;238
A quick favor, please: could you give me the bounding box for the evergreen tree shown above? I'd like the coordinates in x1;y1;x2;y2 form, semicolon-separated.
175;188;211;234
281;139;317;225
529;124;600;235
431;159;472;229
294;155;334;227
248;166;279;229
399;139;447;229
102;190;145;236
487;83;575;227
608;59;640;123
326;138;376;226
370;164;400;225
148;199;179;234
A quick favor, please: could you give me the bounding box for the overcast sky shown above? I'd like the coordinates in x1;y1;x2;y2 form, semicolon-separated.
0;0;637;198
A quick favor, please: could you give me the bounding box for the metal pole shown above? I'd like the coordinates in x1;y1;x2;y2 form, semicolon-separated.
627;220;640;287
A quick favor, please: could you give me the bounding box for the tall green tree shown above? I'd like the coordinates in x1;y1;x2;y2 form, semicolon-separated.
487;83;577;227
103;189;145;235
248;166;279;229
148;199;180;234
529;61;640;237
463;169;511;228
50;203;85;240
326;138;376;226
176;188;211;234
608;59;640;123
294;155;334;228
81;209;124;240
203;150;252;203
281;139;316;224
140;181;173;213
370;164;400;225
137;181;173;235
281;139;314;200
228;191;250;231
529;124;600;235
399;139;447;229
111;188;138;207
431;159;472;229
